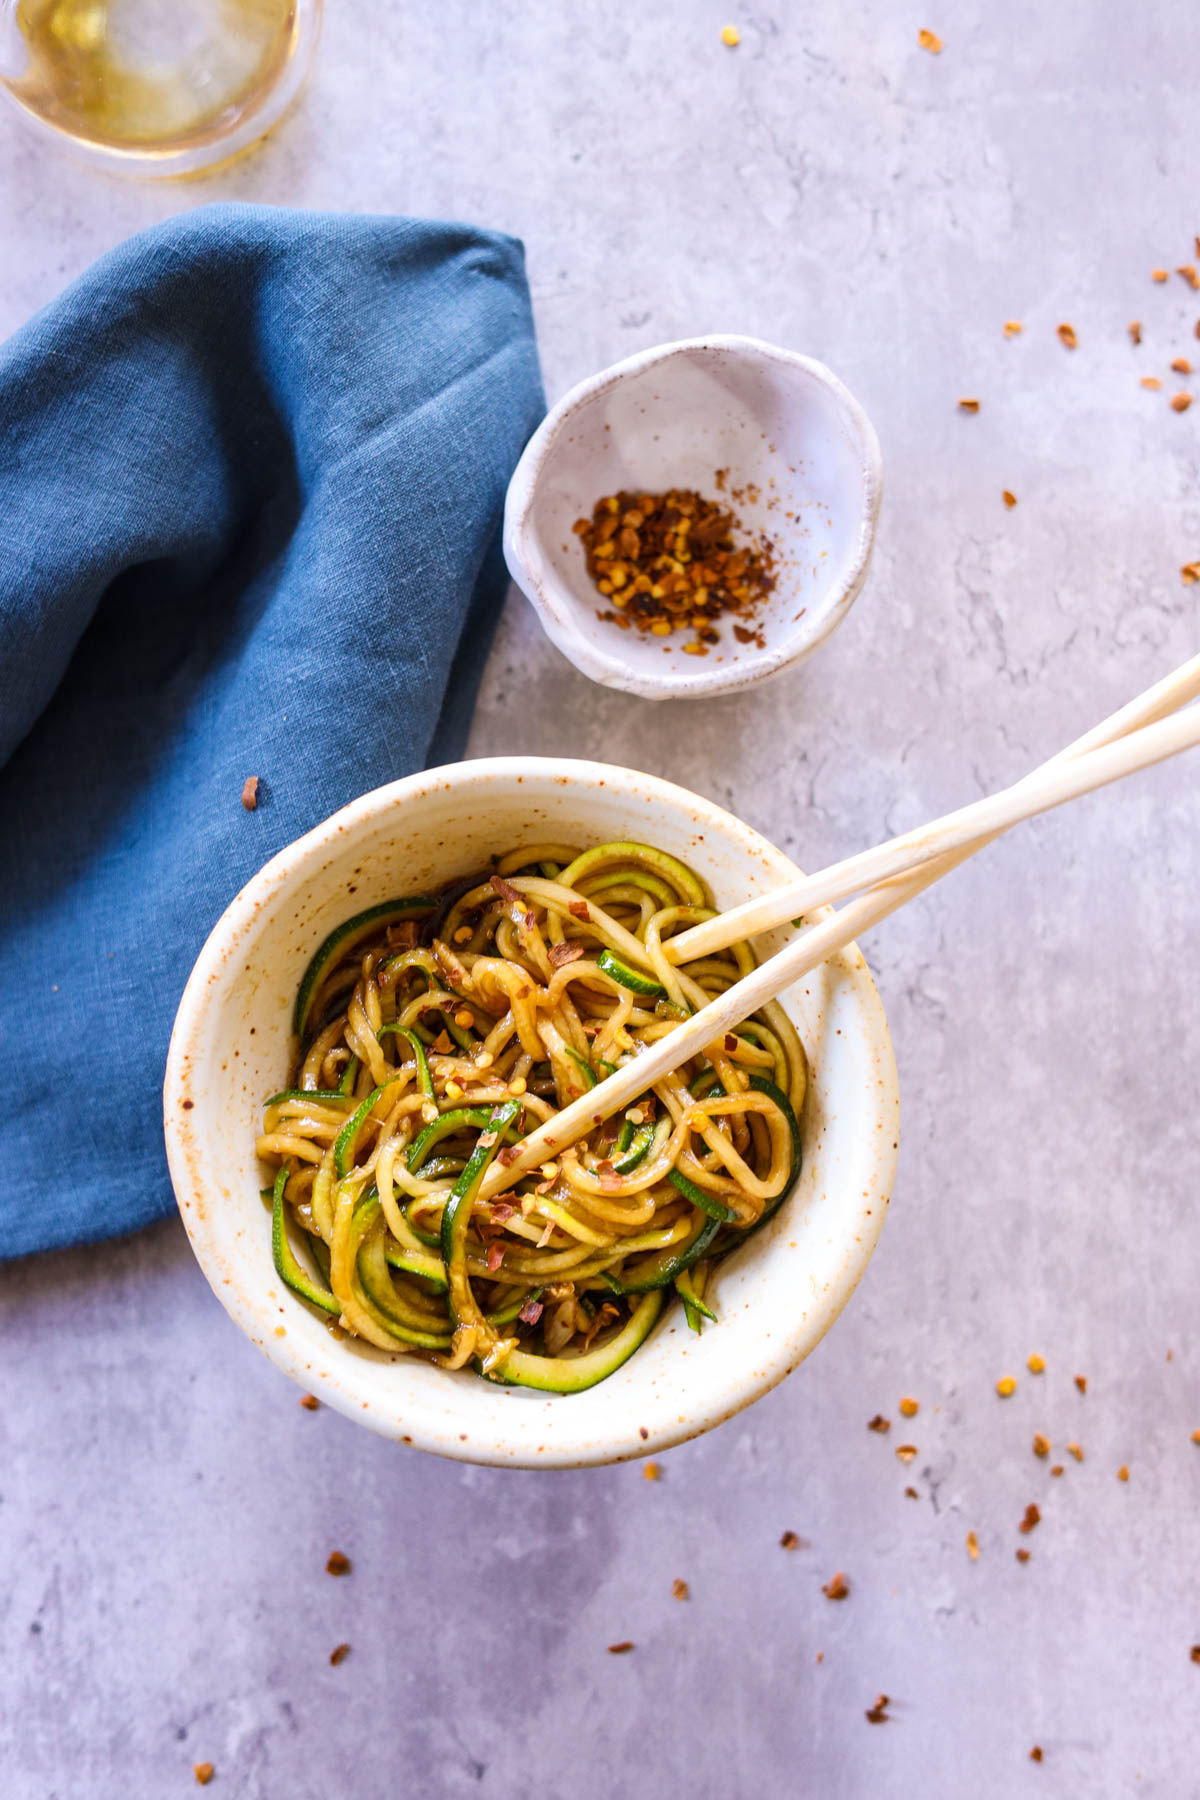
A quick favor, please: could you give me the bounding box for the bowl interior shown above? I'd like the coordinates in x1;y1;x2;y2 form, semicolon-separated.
511;340;878;692
166;760;898;1467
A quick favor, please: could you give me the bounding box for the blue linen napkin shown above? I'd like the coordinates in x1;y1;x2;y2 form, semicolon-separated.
0;203;544;1259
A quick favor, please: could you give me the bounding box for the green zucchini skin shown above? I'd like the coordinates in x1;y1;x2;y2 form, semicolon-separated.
263;1088;354;1109
611;1214;722;1294
440;1101;523;1335
407;1106;518;1173
293;895;437;1038
271;1168;340;1315
666;1168;738;1223
484;1292;664;1392
596;949;667;999
615;1120;655;1173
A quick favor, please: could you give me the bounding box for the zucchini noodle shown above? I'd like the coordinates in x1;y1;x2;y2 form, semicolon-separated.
257;840;807;1393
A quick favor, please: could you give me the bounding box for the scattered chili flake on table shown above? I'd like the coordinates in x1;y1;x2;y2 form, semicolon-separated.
1027;1352;1045;1374
867;1414;891;1433
1117;1464;1130;1482
1179;265;1200;291
643;1461;660;1481
299;1394;319;1411
1003;490;1018;508
194;1767;214;1788
1067;1442;1084;1461
1191;1429;1200;1445
1129;320;1142;344
1190;1645;1200;1664
1016;1548;1031;1564
996;1375;1017;1398
1074;1375;1087;1394
918;28;942;52
959;397;980;413
608;1641;635;1655
1004;320;1023;337
1142;376;1163;390
780;1530;804;1550
895;1444;918;1463
721;23;740;46
1032;1433;1051;1458
865;1693;891;1723
1057;323;1078;349
330;1643;351;1666
1019;1503;1040;1535
1171;393;1193;412
823;1571;850;1600
574;488;777;652
241;776;259;811
672;1578;690;1601
899;1397;919;1418
1152;268;1169;283
1172;357;1193;374
966;1530;980;1561
326;1551;352;1576
904;1486;919;1499
1030;1746;1044;1763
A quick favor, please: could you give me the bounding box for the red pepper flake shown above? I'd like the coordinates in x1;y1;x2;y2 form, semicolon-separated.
1178;265;1200;290
1030;1746;1044;1763
1152;268;1169;282
779;1530;805;1550
491;873;522;905
1141;376;1163;390
1129;320;1142;344
1004;320;1023;337
917;27;942;51
194;1767;214;1787
672;1578;690;1601
240;776;259;811
643;1461;660;1481
1191;1429;1200;1445
904;1486;919;1499
548;941;585;969
1002;490;1017;508
486;1242;505;1273
329;1643;351;1666
491;1203;516;1224
899;1397;919;1418
326;1550;352;1576
517;1295;543;1325
895;1444;918;1463
822;1571;850;1600
496;1147;521;1168
724;1034;739;1053
1074;1374;1087;1393
568;900;591;921
867;1414;891;1433
1068;1442;1084;1461
1050;1464;1065;1477
431;1030;453;1054
1057;322;1078;349
958;397;980;413
1117;1463;1130;1482
865;1693;891;1723
966;1530;979;1561
1190;1645;1200;1664
1018;1504;1040;1535
1184;563;1200;586
607;1641;635;1655
1171;393;1193;412
477;1131;498;1149
1172;357;1193;374
299;1394;319;1411
597;1161;621;1190
1032;1433;1051;1458
1016;1548;1031;1564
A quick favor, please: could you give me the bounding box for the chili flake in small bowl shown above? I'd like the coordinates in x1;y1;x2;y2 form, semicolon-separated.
503;335;882;700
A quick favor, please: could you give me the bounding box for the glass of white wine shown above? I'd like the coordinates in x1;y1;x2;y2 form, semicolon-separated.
0;0;322;175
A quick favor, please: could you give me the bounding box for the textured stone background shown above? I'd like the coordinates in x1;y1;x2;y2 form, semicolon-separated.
3;3;1200;1794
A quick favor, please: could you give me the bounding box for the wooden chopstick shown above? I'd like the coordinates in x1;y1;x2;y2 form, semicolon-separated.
479;652;1200;1199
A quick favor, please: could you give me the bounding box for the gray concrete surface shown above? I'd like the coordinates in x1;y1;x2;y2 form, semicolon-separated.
3;3;1200;1794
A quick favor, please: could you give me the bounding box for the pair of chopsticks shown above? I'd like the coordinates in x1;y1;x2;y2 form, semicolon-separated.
479;651;1200;1201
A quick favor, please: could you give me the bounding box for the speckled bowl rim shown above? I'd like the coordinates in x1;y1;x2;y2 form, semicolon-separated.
502;334;884;701
164;758;899;1468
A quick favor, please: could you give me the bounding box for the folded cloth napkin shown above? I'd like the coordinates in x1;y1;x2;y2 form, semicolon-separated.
0;203;544;1259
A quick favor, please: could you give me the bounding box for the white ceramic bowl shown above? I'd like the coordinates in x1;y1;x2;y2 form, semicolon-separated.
164;759;899;1468
503;335;882;701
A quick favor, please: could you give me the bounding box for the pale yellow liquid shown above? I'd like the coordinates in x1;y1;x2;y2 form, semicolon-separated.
8;0;298;152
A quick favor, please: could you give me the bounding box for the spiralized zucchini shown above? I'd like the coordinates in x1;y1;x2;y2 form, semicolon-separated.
258;841;807;1392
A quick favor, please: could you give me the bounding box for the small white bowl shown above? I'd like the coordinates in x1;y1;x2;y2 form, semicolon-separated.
503;335;882;700
164;759;899;1468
